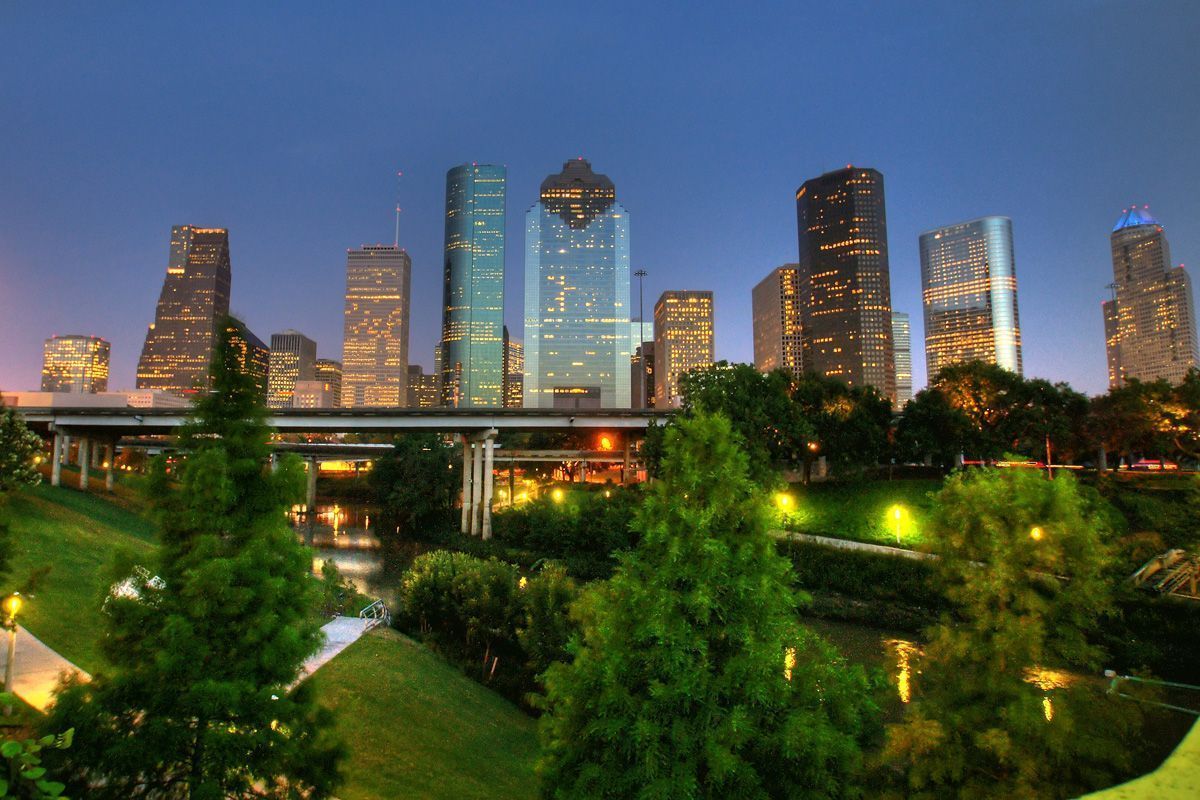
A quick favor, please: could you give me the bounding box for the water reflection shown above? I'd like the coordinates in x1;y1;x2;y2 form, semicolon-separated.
290;502;396;602
887;639;920;704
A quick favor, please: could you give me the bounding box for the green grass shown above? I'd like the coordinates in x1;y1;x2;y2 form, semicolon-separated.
781;478;943;547
3;484;158;672
319;628;540;800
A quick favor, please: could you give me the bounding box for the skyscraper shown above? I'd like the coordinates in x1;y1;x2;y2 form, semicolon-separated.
440;164;506;407
632;341;655;409
1104;206;1198;388
503;326;524;408
314;358;342;407
41;335;110;393
226;318;269;397
892;312;912;409
751;264;803;374
919;216;1023;383
137;226;231;394
341;245;411;407
406;365;440;408
524;159;631;409
654;290;715;408
267;330;317;409
796;167;895;401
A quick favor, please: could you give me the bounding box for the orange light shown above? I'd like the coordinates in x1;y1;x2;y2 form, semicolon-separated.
598;436;613;451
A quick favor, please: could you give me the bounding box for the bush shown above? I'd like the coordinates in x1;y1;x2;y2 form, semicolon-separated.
516;562;579;682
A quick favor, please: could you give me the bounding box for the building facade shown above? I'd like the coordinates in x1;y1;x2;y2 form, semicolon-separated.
751;264;803;374
341;245;411;407
292;380;337;409
796;167;896;401
226;319;269;397
406;365;440;408
314;358;342;407
891;311;912;409
137;226;232;394
503;326;524;408
266;330;317;409
440;164;506;407
919;216;1023;383
632;341;655;409
653;290;715;408
524;159;631;409
1104;206;1198;388
41;335;110;393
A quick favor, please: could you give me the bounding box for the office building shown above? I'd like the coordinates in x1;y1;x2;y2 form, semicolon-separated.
292;380;335;409
632;341;655;408
919;216;1023;383
266;330;317;409
751;264;803;374
654;290;715;407
1104;206;1198;387
406;365;440;408
503;326;524;408
137;226;232;394
796;167;896;401
225;319;269;397
314;358;342;407
524;158;631;408
341;245;411;406
440;164;506;407
41;335;110;393
892;312;912;409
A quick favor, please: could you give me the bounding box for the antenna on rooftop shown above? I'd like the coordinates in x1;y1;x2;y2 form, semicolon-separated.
394;170;403;247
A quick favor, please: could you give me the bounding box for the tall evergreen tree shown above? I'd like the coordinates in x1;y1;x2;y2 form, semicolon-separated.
538;413;877;799
45;320;343;799
0;398;43;583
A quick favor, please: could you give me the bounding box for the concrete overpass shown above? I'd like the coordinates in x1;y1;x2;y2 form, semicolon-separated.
21;406;671;540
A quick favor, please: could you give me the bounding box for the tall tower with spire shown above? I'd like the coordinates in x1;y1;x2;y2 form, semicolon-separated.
1103;206;1198;388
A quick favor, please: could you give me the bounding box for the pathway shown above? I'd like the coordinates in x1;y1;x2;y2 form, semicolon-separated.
10;626;90;712
294;616;374;686
773;529;933;561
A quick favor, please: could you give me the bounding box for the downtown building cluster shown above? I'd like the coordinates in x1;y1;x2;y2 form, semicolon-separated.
18;166;1198;411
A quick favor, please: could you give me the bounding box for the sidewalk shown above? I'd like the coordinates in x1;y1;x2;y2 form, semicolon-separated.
10;626;90;712
294;616;374;686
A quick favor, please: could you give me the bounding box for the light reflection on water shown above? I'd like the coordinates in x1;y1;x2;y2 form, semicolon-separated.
290;503;397;603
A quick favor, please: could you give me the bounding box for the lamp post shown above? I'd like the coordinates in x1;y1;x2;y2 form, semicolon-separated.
634;268;648;407
3;592;22;716
890;505;903;545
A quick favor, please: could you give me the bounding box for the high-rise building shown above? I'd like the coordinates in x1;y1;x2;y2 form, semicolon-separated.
751;264;803;374
314;358;342;408
919;216;1023;383
341;245;411;407
137;226;232;394
892;312;912;409
405;365;440;408
502;326;524;408
632;341;655;409
266;330;317;409
796;167;895;401
1104;206;1198;388
654;290;715;408
292;380;336;409
440;164;506;407
41;335;110;393
524;159;631;409
225;319;269;397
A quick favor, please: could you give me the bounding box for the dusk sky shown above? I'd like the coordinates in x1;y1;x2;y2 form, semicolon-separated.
2;1;1198;397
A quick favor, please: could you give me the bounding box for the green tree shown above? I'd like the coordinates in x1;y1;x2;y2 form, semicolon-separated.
538;413;877;799
790;372;892;477
883;468;1142;799
44;319;344;799
0;399;43;585
371;432;461;539
895;389;971;468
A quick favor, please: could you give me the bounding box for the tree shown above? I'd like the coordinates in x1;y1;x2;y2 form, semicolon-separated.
883;468;1142;799
0;400;42;494
371;432;461;539
538;413;877;799
790;372;892;477
44;319;344;799
895;389;971;468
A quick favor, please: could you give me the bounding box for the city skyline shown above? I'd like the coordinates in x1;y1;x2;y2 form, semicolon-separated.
2;4;1198;398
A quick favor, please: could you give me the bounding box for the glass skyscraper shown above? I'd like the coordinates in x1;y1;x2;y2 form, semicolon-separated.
919;216;1022;383
524;159;631;409
891;311;912;409
440;164;506;407
42;335;110;393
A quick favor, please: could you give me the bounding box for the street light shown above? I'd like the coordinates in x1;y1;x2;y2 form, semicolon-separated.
1030;526;1044;541
775;493;794;512
890;505;904;544
551;488;564;503
3;593;22;716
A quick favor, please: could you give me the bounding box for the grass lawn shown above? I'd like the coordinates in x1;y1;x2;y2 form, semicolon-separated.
782;478;943;547
319;628;540;800
3;484;158;672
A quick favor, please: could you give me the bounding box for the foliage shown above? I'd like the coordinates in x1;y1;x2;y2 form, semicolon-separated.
0;401;42;495
0;704;72;799
1093;474;1200;550
883;468;1142;799
790;371;893;478
44;319;344;799
780;478;941;546
316;559;366;618
779;539;944;615
371;433;461;540
1089;372;1200;465
538;413;878;799
894;389;970;468
516;563;579;682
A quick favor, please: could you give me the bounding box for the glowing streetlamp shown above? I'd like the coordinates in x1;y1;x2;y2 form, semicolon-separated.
889;505;904;544
775;493;794;512
551;488;564;503
3;593;22;716
1029;526;1044;542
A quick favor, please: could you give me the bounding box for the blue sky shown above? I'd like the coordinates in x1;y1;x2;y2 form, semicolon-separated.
2;1;1197;396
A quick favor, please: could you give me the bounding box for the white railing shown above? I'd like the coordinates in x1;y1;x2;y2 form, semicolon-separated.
358;599;391;630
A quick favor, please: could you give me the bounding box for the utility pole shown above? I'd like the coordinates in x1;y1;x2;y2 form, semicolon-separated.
634;269;648;408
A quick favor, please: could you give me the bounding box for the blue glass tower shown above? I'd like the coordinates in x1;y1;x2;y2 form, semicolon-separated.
440;164;506;407
524;159;631;408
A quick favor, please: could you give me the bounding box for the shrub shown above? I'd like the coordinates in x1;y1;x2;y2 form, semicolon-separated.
516;562;579;684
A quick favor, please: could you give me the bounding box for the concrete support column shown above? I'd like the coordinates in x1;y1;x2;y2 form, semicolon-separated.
470;441;483;537
622;439;631;485
78;438;90;491
1097;446;1108;472
60;435;71;467
92;444;102;469
104;443;115;492
461;440;472;534
482;436;495;540
50;432;63;488
269;453;279;474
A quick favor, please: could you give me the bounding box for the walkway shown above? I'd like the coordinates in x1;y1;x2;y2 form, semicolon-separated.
294;616;374;686
10;626;90;712
773;529;933;561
